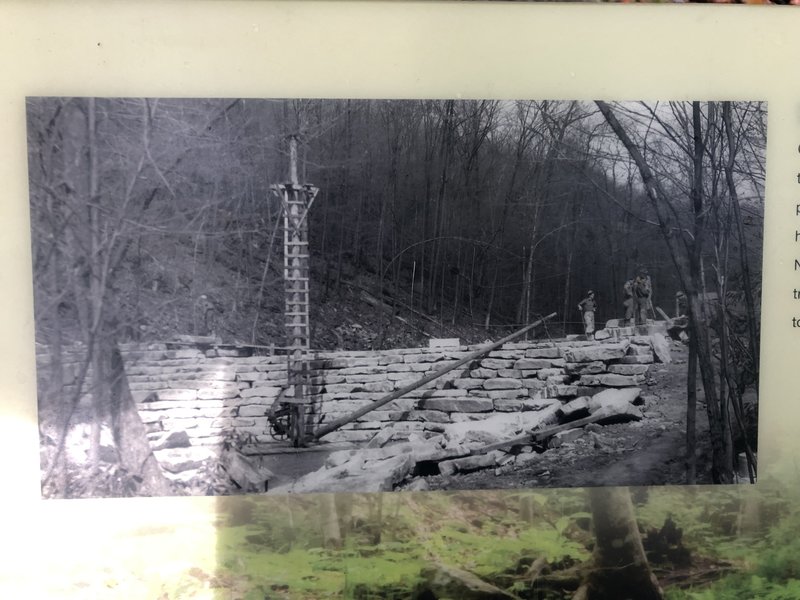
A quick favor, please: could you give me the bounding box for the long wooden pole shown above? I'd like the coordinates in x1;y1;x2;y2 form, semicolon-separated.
312;312;557;441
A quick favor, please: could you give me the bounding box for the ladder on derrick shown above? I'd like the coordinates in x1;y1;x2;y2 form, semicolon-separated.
271;136;318;447
283;185;313;354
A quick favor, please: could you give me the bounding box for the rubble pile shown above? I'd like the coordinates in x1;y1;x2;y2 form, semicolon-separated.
268;383;649;493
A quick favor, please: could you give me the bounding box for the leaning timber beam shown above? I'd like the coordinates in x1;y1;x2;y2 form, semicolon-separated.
311;312;557;441
655;306;672;326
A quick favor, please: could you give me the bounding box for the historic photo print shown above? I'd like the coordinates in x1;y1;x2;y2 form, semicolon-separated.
28;99;764;498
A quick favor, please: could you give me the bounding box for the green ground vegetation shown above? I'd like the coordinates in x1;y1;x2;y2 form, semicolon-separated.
202;480;800;600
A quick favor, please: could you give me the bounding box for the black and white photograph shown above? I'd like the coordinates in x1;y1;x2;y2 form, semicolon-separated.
29;98;765;498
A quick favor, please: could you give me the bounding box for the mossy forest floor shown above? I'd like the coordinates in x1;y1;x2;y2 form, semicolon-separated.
10;476;800;599
211;480;799;600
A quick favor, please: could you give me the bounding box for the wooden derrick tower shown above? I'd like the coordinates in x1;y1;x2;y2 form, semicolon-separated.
271;135;318;446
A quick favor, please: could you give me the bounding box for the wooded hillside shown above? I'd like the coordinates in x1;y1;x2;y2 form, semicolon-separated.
27;99;766;352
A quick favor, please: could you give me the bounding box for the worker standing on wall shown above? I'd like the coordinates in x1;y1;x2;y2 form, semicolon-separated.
623;278;635;326
577;290;597;338
632;268;652;326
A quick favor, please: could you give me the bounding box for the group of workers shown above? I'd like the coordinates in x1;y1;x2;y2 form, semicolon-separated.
577;267;653;336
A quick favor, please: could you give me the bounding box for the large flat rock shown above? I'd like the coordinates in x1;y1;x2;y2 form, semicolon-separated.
442;405;560;447
651;332;672;364
274;452;416;494
558;397;590;420
438;451;503;476
562;340;630;363
587;388;643;423
419;397;494;413
608;364;649;376
619;353;655;364
480;358;514;370
493;399;523;412
514;358;554;370
588;387;642;407
524;347;562;359
564;361;605;376
149;430;191;451
326;437;469;468
578;373;645;387
593;403;643;424
483;377;523;390
154;445;218;474
548;428;584;448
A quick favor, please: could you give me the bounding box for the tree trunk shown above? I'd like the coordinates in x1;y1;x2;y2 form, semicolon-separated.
89;349;107;474
484;262;499;330
368;494;383;545
686;290;730;482
737;488;762;538
428;100;455;316
562;209;577;334
722;101;760;389
715;259;735;477
517;202;541;329
519;494;538;524
46;244;67;490
686;334;698;484
86;97;104;475
335;494;354;540
319;493;342;549
596;100;733;484
108;343;173;496
584;487;664;600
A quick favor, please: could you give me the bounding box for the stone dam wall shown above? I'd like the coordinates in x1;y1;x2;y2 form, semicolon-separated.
37;334;668;448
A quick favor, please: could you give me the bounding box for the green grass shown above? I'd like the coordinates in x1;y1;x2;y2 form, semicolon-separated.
427;522;588;579
214;495;590;599
216;525;427;599
209;486;800;600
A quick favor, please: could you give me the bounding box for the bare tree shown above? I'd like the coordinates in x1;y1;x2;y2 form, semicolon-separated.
595;100;763;483
31;98;173;494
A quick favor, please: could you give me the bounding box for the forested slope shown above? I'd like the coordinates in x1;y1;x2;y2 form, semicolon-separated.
27;98;765;352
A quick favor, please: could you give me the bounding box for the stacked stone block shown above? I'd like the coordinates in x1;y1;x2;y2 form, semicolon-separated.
36;334;666;449
301;336;662;444
125;347;289;446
